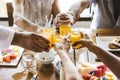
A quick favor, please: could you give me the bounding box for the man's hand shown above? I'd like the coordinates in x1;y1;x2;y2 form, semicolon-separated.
12;32;50;52
53;12;80;28
53;12;74;28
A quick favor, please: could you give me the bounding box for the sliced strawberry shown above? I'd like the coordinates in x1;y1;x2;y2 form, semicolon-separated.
10;53;17;59
82;73;92;80
3;55;11;63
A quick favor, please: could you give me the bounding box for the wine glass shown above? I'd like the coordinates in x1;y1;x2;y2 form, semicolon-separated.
69;29;83;66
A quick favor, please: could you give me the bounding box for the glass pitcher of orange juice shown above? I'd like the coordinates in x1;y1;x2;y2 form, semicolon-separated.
58;18;71;35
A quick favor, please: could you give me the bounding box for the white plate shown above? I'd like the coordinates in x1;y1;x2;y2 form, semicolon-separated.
0;45;24;66
96;36;120;51
77;62;118;80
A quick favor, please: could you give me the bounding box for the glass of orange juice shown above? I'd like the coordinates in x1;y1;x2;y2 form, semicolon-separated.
70;30;83;49
58;17;71;35
69;29;83;65
40;27;56;47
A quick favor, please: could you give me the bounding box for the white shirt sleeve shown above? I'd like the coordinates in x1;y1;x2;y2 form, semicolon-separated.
88;0;96;4
0;25;15;49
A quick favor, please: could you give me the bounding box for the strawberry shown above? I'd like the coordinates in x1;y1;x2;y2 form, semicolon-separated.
10;53;17;59
82;73;92;80
94;68;102;77
97;64;107;76
97;64;107;71
3;55;11;63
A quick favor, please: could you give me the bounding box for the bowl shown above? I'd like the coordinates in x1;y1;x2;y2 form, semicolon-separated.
38;48;56;65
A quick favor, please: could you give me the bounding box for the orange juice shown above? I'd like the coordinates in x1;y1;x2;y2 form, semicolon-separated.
58;17;71;35
53;35;62;43
70;32;83;48
43;28;56;33
59;25;71;35
41;28;56;47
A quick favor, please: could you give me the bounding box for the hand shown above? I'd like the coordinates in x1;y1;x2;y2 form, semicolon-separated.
54;37;71;53
12;32;50;52
53;13;74;28
72;39;94;52
53;12;80;28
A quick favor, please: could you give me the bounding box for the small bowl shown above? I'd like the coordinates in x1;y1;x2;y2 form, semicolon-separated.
38;48;56;65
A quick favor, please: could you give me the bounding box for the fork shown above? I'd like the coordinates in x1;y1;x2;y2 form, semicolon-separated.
31;73;38;80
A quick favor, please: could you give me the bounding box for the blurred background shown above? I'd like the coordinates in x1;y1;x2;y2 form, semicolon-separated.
0;0;91;28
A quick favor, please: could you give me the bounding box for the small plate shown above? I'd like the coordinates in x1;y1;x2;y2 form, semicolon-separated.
0;45;24;66
96;36;120;51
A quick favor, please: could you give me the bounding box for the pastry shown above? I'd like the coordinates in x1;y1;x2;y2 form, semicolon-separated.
108;37;120;49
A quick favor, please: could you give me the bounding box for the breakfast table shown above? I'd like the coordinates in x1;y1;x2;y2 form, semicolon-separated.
0;51;60;80
0;28;120;80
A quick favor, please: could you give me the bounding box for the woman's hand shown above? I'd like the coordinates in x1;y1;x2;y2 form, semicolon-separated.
72;39;94;52
54;37;71;53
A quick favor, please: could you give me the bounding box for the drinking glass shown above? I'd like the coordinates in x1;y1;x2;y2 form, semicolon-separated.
69;29;83;66
22;51;36;72
58;18;71;35
41;27;56;47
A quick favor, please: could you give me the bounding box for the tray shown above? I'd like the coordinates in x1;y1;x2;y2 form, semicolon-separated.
96;36;120;51
0;45;24;66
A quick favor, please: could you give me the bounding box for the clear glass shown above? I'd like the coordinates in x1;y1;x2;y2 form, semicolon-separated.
58;18;71;35
40;26;56;47
22;51;36;72
69;29;83;66
67;29;82;49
